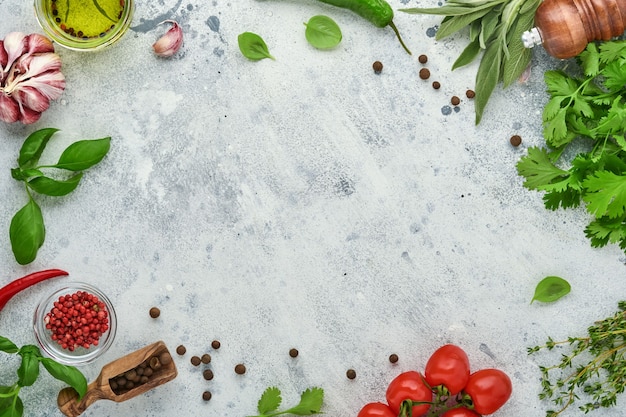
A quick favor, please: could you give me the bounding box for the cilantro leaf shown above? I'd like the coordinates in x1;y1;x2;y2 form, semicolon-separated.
282;388;324;415
601;60;626;92
544;70;579;96
582;171;626;218
585;215;626;249
578;42;600;76
598;39;626;64
516;147;569;190
258;387;282;415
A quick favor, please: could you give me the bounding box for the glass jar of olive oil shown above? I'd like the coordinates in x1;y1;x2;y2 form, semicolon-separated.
34;0;134;51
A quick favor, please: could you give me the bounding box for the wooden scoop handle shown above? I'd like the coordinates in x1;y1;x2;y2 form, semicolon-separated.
57;382;106;417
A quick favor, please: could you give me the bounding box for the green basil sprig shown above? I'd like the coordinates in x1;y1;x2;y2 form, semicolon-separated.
10;128;111;265
401;0;542;124
0;335;87;417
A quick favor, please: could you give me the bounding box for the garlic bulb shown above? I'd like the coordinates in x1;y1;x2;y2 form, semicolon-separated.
0;32;66;124
152;20;183;58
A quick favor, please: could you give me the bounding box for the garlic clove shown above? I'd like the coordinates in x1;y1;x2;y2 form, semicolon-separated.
18;86;51;113
19;70;66;100
0;41;8;72
152;20;183;57
18;103;42;124
26;33;55;55
0;93;20;123
2;32;27;73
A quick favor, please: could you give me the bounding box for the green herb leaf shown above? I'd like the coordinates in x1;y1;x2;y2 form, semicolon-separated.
18;128;58;168
40;358;88;399
27;173;83;197
452;38;482;70
54;137;111;171
257;386;282;414
516;147;569;190
582;171;626;218
9;198;45;266
436;8;492;39
474;41;502;124
238;32;275;61
16;347;40;387
531;276;571;304
283;387;324;415
0;393;23;417
304;15;342;49
0;336;18;354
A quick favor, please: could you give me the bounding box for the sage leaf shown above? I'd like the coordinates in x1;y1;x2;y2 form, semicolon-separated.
18;128;58;168
54;137;111;171
17;346;41;387
452;37;482;70
238;32;275;61
10;198;45;266
40;357;88;399
531;276;571;304
436;8;492;39
304;15;342;49
501;9;535;87
28;173;83;197
474;41;502;124
0;336;19;354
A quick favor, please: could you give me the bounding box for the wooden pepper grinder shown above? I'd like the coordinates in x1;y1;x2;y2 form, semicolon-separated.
522;0;626;59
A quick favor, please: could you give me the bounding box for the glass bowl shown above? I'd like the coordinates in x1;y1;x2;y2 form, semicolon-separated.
33;0;135;51
33;282;117;365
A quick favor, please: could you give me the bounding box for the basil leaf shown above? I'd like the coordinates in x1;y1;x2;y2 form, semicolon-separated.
0;336;19;354
304;15;342;49
18;128;58;168
238;32;275;61
40;358;88;399
10;198;45;266
531;276;571;304
17;346;41;387
27;173;83;197
53;137;110;171
0;394;23;417
474;41;502;124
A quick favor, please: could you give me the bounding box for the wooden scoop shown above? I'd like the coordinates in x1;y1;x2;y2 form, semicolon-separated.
57;341;178;417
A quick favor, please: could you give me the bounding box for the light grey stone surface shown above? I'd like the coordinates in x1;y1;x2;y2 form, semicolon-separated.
1;1;626;416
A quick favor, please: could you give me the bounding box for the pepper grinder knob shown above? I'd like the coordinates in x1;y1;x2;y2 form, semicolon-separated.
521;27;543;48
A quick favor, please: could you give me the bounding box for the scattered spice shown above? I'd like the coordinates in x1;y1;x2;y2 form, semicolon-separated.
389;354;399;364
235;364;246;374
202;391;212;401
432;81;441;90
466;89;476;99
211;340;221;349
510;134;522;147
451;96;461;106
176;345;186;355
289;348;299;358
203;369;214;380
109;351;173;395
149;307;160;318
191;356;201;366
418;54;428;64
346;369;357;379
419;68;430;80
372;60;383;74
201;353;211;364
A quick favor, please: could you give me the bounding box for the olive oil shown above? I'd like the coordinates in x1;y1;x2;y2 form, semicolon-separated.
48;0;126;39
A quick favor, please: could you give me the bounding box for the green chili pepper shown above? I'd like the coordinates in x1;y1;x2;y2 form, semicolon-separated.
320;0;411;54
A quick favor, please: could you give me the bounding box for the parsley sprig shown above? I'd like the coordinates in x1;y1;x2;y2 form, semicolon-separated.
0;335;87;417
517;40;626;254
249;386;324;417
528;301;626;416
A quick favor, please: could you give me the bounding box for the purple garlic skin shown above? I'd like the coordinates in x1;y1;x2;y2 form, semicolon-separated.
0;32;66;124
152;20;183;58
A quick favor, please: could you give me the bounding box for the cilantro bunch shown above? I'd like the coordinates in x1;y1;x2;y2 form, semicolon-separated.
517;40;626;254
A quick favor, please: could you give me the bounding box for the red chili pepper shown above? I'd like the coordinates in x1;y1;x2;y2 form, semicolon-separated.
0;269;69;311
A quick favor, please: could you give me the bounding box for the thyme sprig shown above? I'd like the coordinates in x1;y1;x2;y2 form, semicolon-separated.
528;301;626;416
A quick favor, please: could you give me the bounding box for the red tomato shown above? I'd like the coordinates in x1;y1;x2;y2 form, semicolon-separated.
424;344;471;395
385;371;432;416
440;407;481;417
357;402;395;417
464;368;512;415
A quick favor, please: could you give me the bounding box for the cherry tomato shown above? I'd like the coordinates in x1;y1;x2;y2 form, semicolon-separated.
385;371;432;416
440;407;481;417
357;402;395;417
424;344;471;395
464;368;512;415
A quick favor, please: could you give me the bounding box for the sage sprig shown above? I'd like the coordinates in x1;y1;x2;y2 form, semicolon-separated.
0;335;87;417
401;0;542;124
9;128;111;265
528;301;626;416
